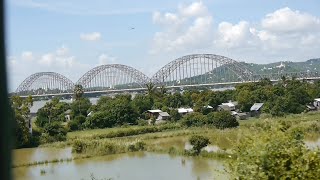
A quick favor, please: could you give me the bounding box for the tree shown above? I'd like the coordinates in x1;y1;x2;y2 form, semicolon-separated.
11;95;34;148
189;135;210;155
236;89;254;112
73;84;84;100
169;109;181;121
132;94;153;115
229;128;320;179
35;98;70;127
180;112;208;127
40;121;67;143
145;82;156;96
71;98;91;117
210;111;239;129
15;113;31;148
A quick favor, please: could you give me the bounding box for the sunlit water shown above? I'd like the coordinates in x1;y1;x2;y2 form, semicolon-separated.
305;138;320;150
13;148;228;180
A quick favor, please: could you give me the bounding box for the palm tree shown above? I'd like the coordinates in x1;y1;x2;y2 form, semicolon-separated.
145;82;156;96
159;85;167;95
74;84;84;100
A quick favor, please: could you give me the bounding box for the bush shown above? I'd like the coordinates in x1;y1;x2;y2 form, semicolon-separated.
169;109;181;121
180;113;208;127
208;111;239;129
68;120;79;131
229;128;320;179
72;140;86;153
137;119;148;126
189;135;210;155
41;121;67;143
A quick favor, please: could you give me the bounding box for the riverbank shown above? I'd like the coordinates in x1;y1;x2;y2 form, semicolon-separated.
13;111;320;169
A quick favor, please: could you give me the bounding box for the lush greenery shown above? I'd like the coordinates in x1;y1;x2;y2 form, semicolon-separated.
12;78;320;180
11;96;38;148
209;111;239;129
229;124;320;179
14;78;320;148
188;135;210;155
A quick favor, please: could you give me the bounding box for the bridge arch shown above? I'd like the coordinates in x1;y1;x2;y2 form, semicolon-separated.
16;72;75;95
76;64;150;91
151;54;255;85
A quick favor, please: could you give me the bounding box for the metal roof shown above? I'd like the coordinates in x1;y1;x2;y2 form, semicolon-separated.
250;103;264;111
159;112;170;117
147;109;163;113
218;105;231;111
178;108;193;113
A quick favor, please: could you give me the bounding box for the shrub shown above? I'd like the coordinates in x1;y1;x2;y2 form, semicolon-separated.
209;111;239;129
135;141;146;150
180;113;208;127
42;121;67;143
189;135;210;155
169;109;181;121
229;128;320;179
68;120;79;131
72;140;86;153
137;119;148;126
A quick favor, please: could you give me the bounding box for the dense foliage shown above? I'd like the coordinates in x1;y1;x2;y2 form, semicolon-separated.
189;135;210;155
229;126;320;179
236;78;318;115
208;111;239;129
15;78;320;148
40;121;67;143
11;96;36;148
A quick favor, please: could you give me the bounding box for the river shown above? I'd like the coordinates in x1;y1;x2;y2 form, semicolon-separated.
13;135;320;180
13;147;228;180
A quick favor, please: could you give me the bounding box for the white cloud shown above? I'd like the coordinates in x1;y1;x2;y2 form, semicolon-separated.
151;1;213;54
151;3;320;63
262;7;320;33
56;45;69;56
21;51;34;61
38;53;54;66
215;21;252;48
7;45;94;91
178;1;208;17
152;11;184;28
98;54;116;65
80;32;102;41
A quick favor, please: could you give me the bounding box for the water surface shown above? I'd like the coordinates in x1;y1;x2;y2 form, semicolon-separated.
13;148;227;180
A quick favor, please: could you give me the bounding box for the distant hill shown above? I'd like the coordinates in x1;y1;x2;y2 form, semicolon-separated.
241;58;320;75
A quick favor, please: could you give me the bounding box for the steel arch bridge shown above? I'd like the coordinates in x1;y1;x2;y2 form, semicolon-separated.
15;72;75;95
151;54;255;86
76;64;150;91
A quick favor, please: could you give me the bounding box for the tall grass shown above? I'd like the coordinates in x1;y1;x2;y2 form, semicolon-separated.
68;124;181;140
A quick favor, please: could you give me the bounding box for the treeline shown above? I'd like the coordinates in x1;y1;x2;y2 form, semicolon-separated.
11;78;320;148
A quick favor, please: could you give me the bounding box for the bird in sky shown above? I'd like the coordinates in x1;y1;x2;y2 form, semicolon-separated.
130;27;135;30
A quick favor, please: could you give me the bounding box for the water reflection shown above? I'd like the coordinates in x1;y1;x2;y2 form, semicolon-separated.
13;150;227;180
13;147;72;166
185;142;221;153
305;138;320;150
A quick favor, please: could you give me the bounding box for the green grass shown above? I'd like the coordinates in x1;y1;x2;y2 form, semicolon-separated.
67;124;181;140
28;112;320;168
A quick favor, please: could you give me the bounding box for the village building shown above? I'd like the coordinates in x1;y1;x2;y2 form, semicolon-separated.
178;108;194;115
157;112;170;120
221;101;238;111
65;109;72;121
147;109;170;124
250;103;264;117
217;105;232;111
313;98;320;109
147;109;163;118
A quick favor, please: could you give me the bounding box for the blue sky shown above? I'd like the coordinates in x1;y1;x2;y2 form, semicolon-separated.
5;0;320;91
